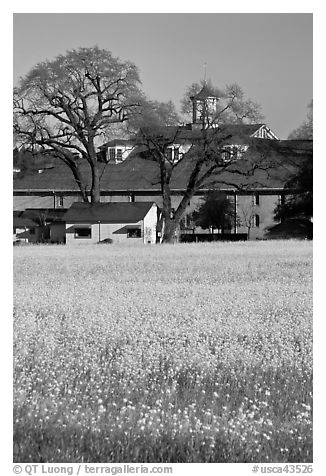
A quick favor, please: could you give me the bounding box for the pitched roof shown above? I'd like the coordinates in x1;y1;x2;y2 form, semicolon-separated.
98;139;134;150
63;202;155;223
190;84;219;100
13;211;38;227
134;124;266;143
13;139;312;193
22;208;69;223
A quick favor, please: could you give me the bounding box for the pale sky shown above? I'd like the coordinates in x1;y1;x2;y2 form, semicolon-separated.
13;13;312;139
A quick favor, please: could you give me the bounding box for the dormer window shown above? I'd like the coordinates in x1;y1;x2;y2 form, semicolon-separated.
116;149;123;163
108;147;123;163
221;148;232;164
109;148;115;161
221;145;247;164
174;147;180;161
221;145;238;163
167;146;181;163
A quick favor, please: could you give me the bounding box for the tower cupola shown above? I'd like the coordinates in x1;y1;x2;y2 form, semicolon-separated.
190;83;219;128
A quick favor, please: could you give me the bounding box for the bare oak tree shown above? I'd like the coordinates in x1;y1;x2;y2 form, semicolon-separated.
14;46;143;202
135;82;265;243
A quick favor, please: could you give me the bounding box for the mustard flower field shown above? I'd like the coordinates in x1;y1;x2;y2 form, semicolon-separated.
13;241;313;463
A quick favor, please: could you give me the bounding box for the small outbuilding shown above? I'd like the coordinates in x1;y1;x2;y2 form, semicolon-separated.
64;202;158;245
19;208;68;243
13;211;39;243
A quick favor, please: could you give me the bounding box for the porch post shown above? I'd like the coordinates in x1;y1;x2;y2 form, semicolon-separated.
234;192;237;234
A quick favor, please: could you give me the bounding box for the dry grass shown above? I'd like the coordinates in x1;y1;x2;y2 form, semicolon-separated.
13;241;312;463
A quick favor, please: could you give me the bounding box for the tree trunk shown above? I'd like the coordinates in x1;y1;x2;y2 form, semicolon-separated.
89;139;101;203
70;166;89;202
160;162;175;243
162;218;179;243
90;165;101;203
53;150;89;202
161;190;195;243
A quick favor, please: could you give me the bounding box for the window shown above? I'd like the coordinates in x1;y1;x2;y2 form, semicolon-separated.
279;194;286;205
254;193;260;206
58;196;64;207
127;228;141;238
167;146;181;162
116;149;123;162
29;228;35;235
109;148;116;161
253;214;260;228
74;227;92;239
231;146;238;160
173;147;180;161
221;146;232;164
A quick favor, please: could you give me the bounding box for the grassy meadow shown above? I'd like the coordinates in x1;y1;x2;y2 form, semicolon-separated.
13;241;313;463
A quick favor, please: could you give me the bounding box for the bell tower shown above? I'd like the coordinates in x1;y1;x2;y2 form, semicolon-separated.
190;83;219;129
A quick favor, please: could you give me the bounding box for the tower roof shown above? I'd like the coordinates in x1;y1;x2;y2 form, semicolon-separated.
190;84;218;101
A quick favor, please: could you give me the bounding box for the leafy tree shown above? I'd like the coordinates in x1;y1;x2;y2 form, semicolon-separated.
274;156;313;221
288;100;313;140
192;191;236;234
14;46;143;202
135;82;265;243
273;102;313;222
180;80;263;125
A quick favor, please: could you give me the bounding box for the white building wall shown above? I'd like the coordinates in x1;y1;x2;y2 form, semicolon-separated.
66;222;143;245
237;194;280;239
143;204;158;244
147;192;280;240
66;218;159;245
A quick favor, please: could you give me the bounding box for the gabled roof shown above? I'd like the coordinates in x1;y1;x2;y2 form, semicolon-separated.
132;123;278;145
13;139;312;193
250;124;279;140
63;202;155;223
98;139;135;150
